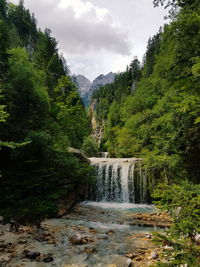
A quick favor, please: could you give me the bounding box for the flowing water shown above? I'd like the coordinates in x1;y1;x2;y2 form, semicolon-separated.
5;157;159;267
88;158;150;204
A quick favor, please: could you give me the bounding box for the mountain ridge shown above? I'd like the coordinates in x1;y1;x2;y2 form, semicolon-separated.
74;72;116;106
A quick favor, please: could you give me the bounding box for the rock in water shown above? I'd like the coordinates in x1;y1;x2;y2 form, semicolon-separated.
84;246;96;254
24;250;40;260
150;251;158;259
69;234;82;244
43;256;54;262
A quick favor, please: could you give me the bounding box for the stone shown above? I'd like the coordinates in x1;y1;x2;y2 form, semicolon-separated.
194;233;200;244
163;245;174;251
43;256;54;262
89;228;97;234
150;251;158;259
47;239;56;244
18;239;27;244
125;253;138;259
145;234;152;239
0;255;10;263
127;258;133;267
135;256;143;261
97;234;108;240
106;230;115;235
84;246;96;254
24;250;40;260
9;220;20;232
69;234;86;245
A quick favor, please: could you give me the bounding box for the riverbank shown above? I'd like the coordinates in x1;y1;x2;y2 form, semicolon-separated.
0;203;171;267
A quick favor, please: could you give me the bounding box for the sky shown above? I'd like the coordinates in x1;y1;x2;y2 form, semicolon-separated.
11;0;168;81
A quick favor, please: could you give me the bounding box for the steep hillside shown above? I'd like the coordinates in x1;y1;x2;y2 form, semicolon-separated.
91;3;200;183
0;0;91;222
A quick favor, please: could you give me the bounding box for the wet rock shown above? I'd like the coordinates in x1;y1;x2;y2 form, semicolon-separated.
145;233;152;239
47;239;57;244
84;246;96;254
76;226;88;232
35;235;45;242
0;241;13;252
35;231;56;244
43;256;54;262
97;234;108;240
69;234;82;244
0;255;11;263
21;226;33;234
89;228;97;234
125;253;138;259
9;220;20;232
163;245;174;251
135;256;143;261
69;234;90;245
18;238;27;244
104;255;133;267
127;258;134;267
106;230;115;235
150;251;158;259
24;250;40;260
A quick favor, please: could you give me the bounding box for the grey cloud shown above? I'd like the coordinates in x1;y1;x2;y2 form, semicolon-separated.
14;0;132;56
11;0;167;80
54;8;132;55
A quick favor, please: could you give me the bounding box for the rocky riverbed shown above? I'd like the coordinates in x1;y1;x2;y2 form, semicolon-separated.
0;202;171;267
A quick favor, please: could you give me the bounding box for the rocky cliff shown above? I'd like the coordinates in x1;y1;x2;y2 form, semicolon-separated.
74;72;116;106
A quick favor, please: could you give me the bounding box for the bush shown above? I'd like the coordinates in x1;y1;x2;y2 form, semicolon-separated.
81;136;99;157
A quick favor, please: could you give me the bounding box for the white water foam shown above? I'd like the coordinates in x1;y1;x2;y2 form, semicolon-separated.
82;201;156;212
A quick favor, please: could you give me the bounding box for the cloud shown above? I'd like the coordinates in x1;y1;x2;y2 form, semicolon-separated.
53;7;131;55
10;0;167;80
11;0;131;56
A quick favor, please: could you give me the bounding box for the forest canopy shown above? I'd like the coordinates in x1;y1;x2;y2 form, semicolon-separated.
0;0;91;222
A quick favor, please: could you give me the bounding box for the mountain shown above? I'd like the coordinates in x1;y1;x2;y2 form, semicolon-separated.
75;74;92;99
74;72;116;106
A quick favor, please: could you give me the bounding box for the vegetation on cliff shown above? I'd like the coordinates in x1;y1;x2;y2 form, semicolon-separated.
92;0;200;183
91;1;200;265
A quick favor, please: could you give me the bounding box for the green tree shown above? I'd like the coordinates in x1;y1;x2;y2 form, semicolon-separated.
82;136;99;157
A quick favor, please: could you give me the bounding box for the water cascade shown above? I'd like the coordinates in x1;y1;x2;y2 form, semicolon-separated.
89;158;150;204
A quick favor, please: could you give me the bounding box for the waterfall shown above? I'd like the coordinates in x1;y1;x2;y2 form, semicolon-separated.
88;158;149;204
100;152;109;158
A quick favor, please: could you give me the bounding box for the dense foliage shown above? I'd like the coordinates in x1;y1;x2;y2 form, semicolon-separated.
92;2;200;183
91;2;200;265
81;136;99;157
152;182;200;266
0;0;91;223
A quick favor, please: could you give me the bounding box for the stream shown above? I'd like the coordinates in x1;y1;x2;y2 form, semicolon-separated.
1;201;162;267
1;158;164;266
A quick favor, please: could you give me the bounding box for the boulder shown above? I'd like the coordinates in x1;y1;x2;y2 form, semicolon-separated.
69;234;83;245
24;250;40;260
